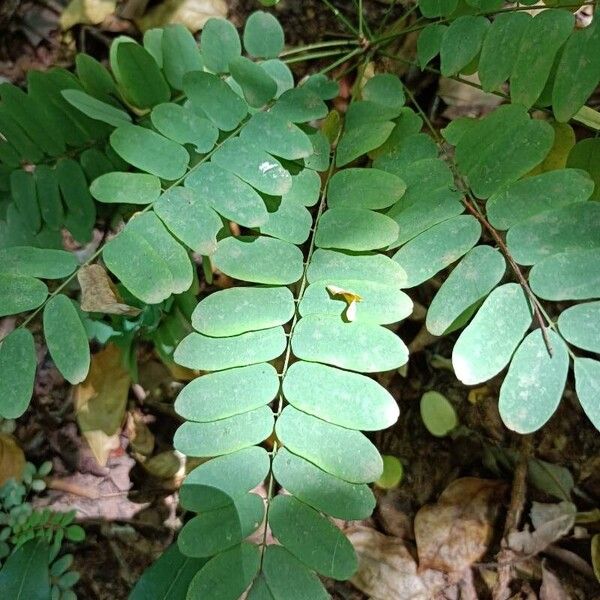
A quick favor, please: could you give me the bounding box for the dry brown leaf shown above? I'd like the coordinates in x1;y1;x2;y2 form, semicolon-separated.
0;433;25;486
60;0;116;30
348;526;447;600
74;344;131;466
136;0;227;32
78;264;141;317
508;501;576;557
414;477;507;573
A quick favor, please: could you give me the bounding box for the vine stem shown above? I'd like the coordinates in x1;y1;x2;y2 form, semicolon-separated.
401;83;555;356
278;39;360;57
321;0;360;36
18;122;247;330
259;132;341;563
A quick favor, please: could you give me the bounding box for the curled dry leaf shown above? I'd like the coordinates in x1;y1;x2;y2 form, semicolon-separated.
60;0;116;30
78;264;141;317
0;433;25;486
508;501;576;557
74;344;131;466
348;526;446;600
414;477;508;573
136;0;227;32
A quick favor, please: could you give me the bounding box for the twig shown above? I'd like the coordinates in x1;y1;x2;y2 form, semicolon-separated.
493;436;533;600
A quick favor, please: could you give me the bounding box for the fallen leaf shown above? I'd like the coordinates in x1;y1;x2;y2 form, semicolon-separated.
136;0;227;32
508;501;576;556
414;477;507;573
78;264;141;317
126;411;155;456
0;433;25;486
540;562;569;600
60;0;116;30
74;344;131;466
348;526;447;600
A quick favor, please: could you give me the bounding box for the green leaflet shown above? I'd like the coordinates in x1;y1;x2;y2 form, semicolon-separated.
76;52;119;102
260;196;313;244
303;128;330;170
299;278;413;324
307;248;407;287
336;120;395;167
566;139;600;201
315;207;399;251
174;327;287;370
574;358;600;431
302;73;339;100
34;165;63;230
180;446;270;512
557;301;600;353
175;363;280;422
510;10;574;109
392;215;482;288
241;112;313;160
269;495;357;579
529;249;600;300
179;493;264;557
487;169;594;230
419;0;458;18
499;330;569;434
57;158;96;244
185;163;268;227
130;543;206;600
362;73;405;110
452;283;532;385
184;71;248;131
229;56;277;108
276;406;383;484
420;391;458;437
440;16;489;77
200;18;241;73
327;168;406;210
114;42;170;109
455;105;555;198
479;12;531;92
291;314;409;372
507;203;600;266
0;247;77;278
272;449;375;520
110;124;189;181
162;24;203;91
553;18;600;122
43;294;90;384
247;575;274;600
151;103;218;153
212;137;292;196
103;212;192;304
187;543;261;600
0;539;51;600
61;89;131;127
282;361;399;430
154;186;222;255
262;59;294;97
11;170;40;234
90;172;161;205
191;286;295;337
213;236;304;285
174;405;274;457
426;246;506;336
0;329;36;419
0;273;47;317
260;545;328;600
270;88;328;123
243;11;285;59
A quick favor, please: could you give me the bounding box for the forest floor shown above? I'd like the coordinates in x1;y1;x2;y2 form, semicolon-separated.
1;1;599;599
